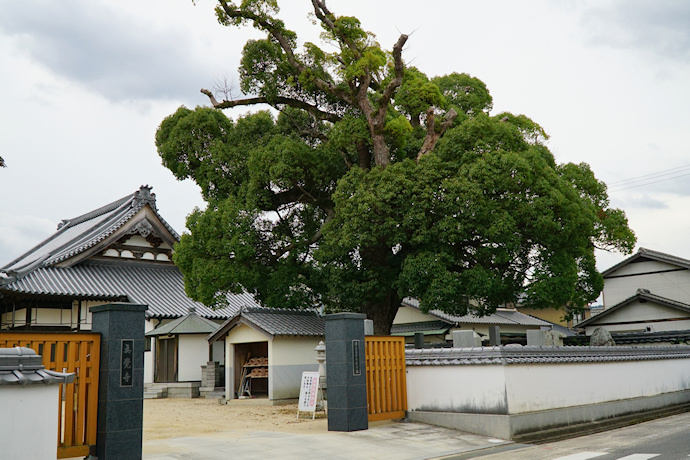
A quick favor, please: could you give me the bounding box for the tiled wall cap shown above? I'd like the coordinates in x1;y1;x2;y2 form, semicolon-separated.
0;347;75;385
406;344;690;366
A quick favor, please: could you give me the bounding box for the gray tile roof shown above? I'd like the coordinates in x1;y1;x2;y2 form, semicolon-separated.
1;260;256;319
390;321;452;335
146;307;221;336
611;329;690;344
405;344;690;366
575;289;690;328
2;186;179;274
0;347;75;385
602;247;690;277
209;307;325;342
402;298;550;327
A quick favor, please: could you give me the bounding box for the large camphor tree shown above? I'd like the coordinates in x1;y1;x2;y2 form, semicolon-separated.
156;0;635;335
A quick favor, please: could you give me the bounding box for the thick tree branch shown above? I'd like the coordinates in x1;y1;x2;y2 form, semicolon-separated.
416;108;458;161
364;34;408;167
270;207;335;263
378;34;408;114
217;1;352;105
200;89;341;123
310;0;361;60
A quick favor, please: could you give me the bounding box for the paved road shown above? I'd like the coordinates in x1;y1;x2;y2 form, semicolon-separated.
143;421;512;460
454;411;690;460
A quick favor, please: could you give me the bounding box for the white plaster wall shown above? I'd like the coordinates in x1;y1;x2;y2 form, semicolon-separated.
269;336;322;366
583;300;690;335
0;385;61;459
406;364;508;414
178;335;209;382
268;336;322;400
6;308;28;326
144;320;155;384
225;342;235;399
505;359;690;413
407;358;690;416
604;263;690;307
603;302;687;323
394;305;436;323
33;308;66;326
121;234;155;248
225;323;269;344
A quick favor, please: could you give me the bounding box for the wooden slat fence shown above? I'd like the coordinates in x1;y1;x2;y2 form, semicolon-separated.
0;332;100;459
365;336;407;421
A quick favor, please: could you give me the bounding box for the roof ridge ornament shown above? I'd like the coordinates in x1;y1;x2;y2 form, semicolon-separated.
133;185;157;210
127;218;155;238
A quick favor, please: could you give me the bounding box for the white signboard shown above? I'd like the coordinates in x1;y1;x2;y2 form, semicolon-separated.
297;371;321;418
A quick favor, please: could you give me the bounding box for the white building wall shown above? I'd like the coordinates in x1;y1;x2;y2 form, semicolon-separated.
144;320;155;384
225;324;268;344
0;385;61;459
604;261;690;307
583;301;690;335
178;335;209;382
268;336;321;400
394;305;436;323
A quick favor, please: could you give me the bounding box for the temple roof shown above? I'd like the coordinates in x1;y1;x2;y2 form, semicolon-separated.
0;186;260;320
2;185;179;275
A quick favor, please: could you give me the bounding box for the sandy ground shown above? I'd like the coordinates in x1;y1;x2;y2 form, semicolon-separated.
143;398;328;441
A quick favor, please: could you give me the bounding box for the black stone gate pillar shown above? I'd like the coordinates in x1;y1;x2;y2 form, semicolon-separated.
91;303;147;460
325;312;368;432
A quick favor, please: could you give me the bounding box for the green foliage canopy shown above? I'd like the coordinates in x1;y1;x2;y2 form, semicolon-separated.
156;0;635;334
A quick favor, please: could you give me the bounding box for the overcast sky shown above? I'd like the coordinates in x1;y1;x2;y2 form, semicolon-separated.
1;0;690;280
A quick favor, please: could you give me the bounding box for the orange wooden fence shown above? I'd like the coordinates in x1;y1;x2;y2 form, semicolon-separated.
365;336;407;421
0;332;101;459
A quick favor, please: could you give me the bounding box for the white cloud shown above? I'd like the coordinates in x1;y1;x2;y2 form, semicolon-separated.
0;0;239;104
0;214;56;265
582;1;690;61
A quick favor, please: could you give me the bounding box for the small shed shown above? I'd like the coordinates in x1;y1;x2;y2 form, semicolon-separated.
208;307;324;402
146;306;222;393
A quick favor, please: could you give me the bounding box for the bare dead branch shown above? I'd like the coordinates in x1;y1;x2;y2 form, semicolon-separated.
200;89;341;123
216;1;351;104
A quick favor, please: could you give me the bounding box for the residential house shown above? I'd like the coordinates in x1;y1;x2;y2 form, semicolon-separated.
575;248;690;343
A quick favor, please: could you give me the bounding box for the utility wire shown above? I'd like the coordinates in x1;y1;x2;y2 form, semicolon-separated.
607;164;690;192
609;171;690;192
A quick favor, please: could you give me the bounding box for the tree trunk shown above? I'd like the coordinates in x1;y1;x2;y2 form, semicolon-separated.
361;290;401;336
